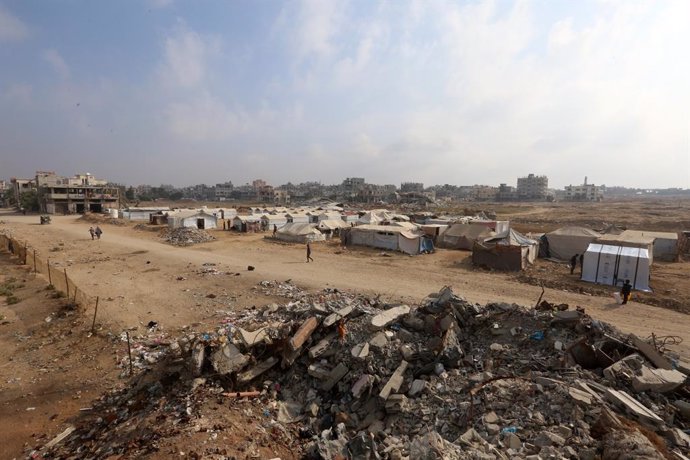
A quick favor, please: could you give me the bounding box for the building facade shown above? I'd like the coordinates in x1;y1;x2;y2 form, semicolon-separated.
36;171;120;214
564;178;604;201
517;174;548;200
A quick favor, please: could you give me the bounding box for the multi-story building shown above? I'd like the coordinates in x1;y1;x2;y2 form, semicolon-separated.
564;177;604;201
496;183;516;201
471;185;498;201
517;174;548;200
35;171;120;214
215;181;234;201
10;177;37;204
273;187;291;205
0;180;8;205
400;182;424;193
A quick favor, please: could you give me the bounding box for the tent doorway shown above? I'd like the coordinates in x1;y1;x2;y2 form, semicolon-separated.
197;218;205;229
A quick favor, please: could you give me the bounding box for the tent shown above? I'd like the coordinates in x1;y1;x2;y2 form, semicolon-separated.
472;229;539;271
231;215;262;232
581;243;650;292
616;230;678;262
347;225;433;255
261;214;288;230
167;210;218;230
438;223;495;250
275;223;325;243
543;226;602;260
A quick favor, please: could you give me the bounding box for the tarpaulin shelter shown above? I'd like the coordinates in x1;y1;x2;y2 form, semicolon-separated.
275;223;325;243
596;232;655;264
438;223;495;250
543;226;602;260
347;225;433;255
581;243;651;291
472;229;539;271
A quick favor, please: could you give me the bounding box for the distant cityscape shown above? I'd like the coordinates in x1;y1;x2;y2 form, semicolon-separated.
1;170;690;214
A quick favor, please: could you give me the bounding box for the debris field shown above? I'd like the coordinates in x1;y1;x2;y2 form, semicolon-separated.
35;284;690;459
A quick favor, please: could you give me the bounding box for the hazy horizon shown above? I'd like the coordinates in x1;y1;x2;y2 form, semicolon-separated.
1;0;688;189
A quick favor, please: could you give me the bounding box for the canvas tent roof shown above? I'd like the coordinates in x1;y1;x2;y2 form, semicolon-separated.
484;228;537;246
318;219;350;230
543;226;602;261
438;223;495;250
277;222;319;236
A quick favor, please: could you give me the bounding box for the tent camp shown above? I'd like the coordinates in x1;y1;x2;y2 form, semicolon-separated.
261;214;288;231
346;225;434;255
472;229;539;271
438;223;495;250
317;219;350;238
581;243;650;291
542;226;603;260
231;215;262;232
275;223;325;243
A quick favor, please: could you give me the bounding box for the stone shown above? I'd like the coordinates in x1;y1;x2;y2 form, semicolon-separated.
485;423;500;435
673;400;690;419
483;411;499;424
322;363;349;391
631;366;686;393
371;305;410;330
351;374;374;398
554;425;572;439
308;332;337;359
288;317;319;351
351;342;370;359
323;305;354;327
379;360;408;401
534;431;565;447
190;343;205;376
399;344;415;361
308;363;332;380
407;379;427;397
237;356;279;383
211;343;249;375
568;387;593;405
505;432;522;450
369;332;388;348
385;394;408;414
439;314;455;331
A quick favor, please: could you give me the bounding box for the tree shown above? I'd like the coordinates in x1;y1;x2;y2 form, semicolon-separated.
19;190;40;212
125;187;135;200
4;188;16;207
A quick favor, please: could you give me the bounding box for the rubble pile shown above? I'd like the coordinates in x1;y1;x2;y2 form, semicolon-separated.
163;227;216;246
40;285;690;459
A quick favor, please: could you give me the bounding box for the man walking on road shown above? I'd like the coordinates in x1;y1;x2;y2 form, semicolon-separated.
306;241;314;263
89;227;95;240
621;279;633;304
94;226;102;240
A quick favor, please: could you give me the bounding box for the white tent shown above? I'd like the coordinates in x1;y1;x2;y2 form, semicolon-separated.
544;226;602;260
167;210;218;230
582;243;651;292
275;223;325;243
348;225;433;255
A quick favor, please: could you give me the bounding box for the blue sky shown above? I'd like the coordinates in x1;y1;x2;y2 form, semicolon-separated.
1;0;688;188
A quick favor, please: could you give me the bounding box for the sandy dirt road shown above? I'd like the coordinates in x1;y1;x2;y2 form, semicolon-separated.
2;211;688;359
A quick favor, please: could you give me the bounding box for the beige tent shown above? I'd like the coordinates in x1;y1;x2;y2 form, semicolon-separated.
275;223;325;243
472;229;539;271
438;223;495;250
544;226;602;261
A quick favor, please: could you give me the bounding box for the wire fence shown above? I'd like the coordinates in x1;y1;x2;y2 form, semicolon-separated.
0;233;98;314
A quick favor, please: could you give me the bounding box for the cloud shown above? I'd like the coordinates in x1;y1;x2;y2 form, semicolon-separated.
166;92;245;141
0;4;29;41
147;0;173;9
160;26;220;88
42;49;71;79
288;0;345;60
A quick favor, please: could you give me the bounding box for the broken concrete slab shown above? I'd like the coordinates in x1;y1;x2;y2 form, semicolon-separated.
629;334;673;370
379;360;408;401
308;363;332;380
237;356;279;383
385;394;408;414
308;332;337;359
211;343;249;375
44;426;76;450
351;374;374;398
605;388;664;425
632;366;687;393
371;305;410;330
673;400;690;419
190;343;205;376
322;363;349;391
368;332;388;348
323;305;354;327
237;326;271;348
288;317;319;351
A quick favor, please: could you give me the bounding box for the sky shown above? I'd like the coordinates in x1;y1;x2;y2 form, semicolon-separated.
0;0;688;189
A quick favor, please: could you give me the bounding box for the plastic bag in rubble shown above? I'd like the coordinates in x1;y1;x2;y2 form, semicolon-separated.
409;431;464;460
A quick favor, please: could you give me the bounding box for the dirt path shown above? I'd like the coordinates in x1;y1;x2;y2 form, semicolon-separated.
1;211;688;360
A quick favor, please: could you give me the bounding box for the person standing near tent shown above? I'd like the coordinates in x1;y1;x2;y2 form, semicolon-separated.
621;279;633;304
273;224;277;237
306;241;314;263
579;253;584;274
94;226;102;240
570;254;578;275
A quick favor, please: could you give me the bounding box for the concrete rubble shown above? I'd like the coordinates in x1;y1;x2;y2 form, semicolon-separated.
38;283;690;459
163;227;216;246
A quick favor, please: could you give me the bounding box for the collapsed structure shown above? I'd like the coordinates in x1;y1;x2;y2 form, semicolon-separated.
38;284;690;459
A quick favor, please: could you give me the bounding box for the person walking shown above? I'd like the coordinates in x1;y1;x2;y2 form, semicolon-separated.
273;224;277;237
579;253;584;275
570;254;578;275
306;241;314;263
94;226;102;240
89;227;95;240
621;279;633;304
